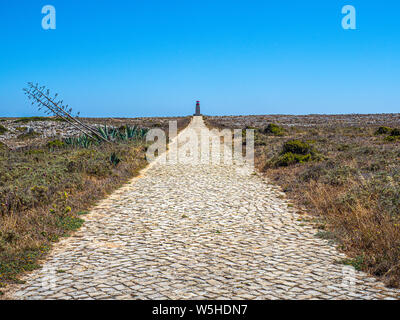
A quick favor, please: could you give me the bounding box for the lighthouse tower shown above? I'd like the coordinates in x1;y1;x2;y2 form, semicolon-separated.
194;101;201;116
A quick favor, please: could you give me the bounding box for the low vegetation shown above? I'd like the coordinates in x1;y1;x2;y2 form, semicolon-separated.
15;127;27;133
13;117;66;124
0;116;191;293
376;126;400;142
261;123;286;136
0;136;149;290
205;116;400;287
0;125;7;135
17;130;40;140
0;142;8;151
266;139;323;167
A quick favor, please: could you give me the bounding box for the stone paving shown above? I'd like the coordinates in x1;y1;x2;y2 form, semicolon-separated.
7;116;400;300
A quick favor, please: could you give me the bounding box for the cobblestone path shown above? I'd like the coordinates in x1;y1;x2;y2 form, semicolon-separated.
7;117;400;299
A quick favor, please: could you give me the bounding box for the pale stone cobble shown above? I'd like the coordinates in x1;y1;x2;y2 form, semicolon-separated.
7;116;400;300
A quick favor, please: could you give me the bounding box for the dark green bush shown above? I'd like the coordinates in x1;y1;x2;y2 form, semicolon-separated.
384;135;399;142
262;123;285;136
390;128;400;136
266;139;322;168
282;140;312;155
375;126;392;135
275;152;312;167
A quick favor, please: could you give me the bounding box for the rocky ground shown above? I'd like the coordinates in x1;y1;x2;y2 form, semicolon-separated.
0;116;188;150
2;114;399;150
204;113;400;128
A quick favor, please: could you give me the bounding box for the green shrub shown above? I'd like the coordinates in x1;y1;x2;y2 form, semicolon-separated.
275;152;312;167
262;123;285;136
390;128;400;136
384;135;399;142
375;126;392;135
55;215;84;232
0;125;7;135
266;139;322;168
282;140;312;155
47;140;65;149
339;256;365;271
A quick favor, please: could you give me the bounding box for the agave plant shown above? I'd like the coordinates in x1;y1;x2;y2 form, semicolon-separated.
98;125;149;142
134;127;149;139
64;134;94;148
121;125;148;140
98;125;120;142
94;124;149;142
117;126;129;141
125;126;137;139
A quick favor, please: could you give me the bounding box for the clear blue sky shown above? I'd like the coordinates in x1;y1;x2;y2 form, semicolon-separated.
0;0;399;117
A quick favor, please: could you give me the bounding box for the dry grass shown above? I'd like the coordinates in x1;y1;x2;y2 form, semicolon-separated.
205;115;400;287
0;141;148;290
0;117;191;294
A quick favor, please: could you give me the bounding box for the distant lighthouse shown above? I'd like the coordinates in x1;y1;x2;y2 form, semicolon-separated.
194;101;201;116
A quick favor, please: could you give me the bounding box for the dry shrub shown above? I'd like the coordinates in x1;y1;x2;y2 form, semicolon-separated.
208;116;400;287
306;181;400;286
0;140;149;288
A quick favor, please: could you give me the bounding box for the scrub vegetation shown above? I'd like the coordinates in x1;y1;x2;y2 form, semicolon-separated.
205;114;400;287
